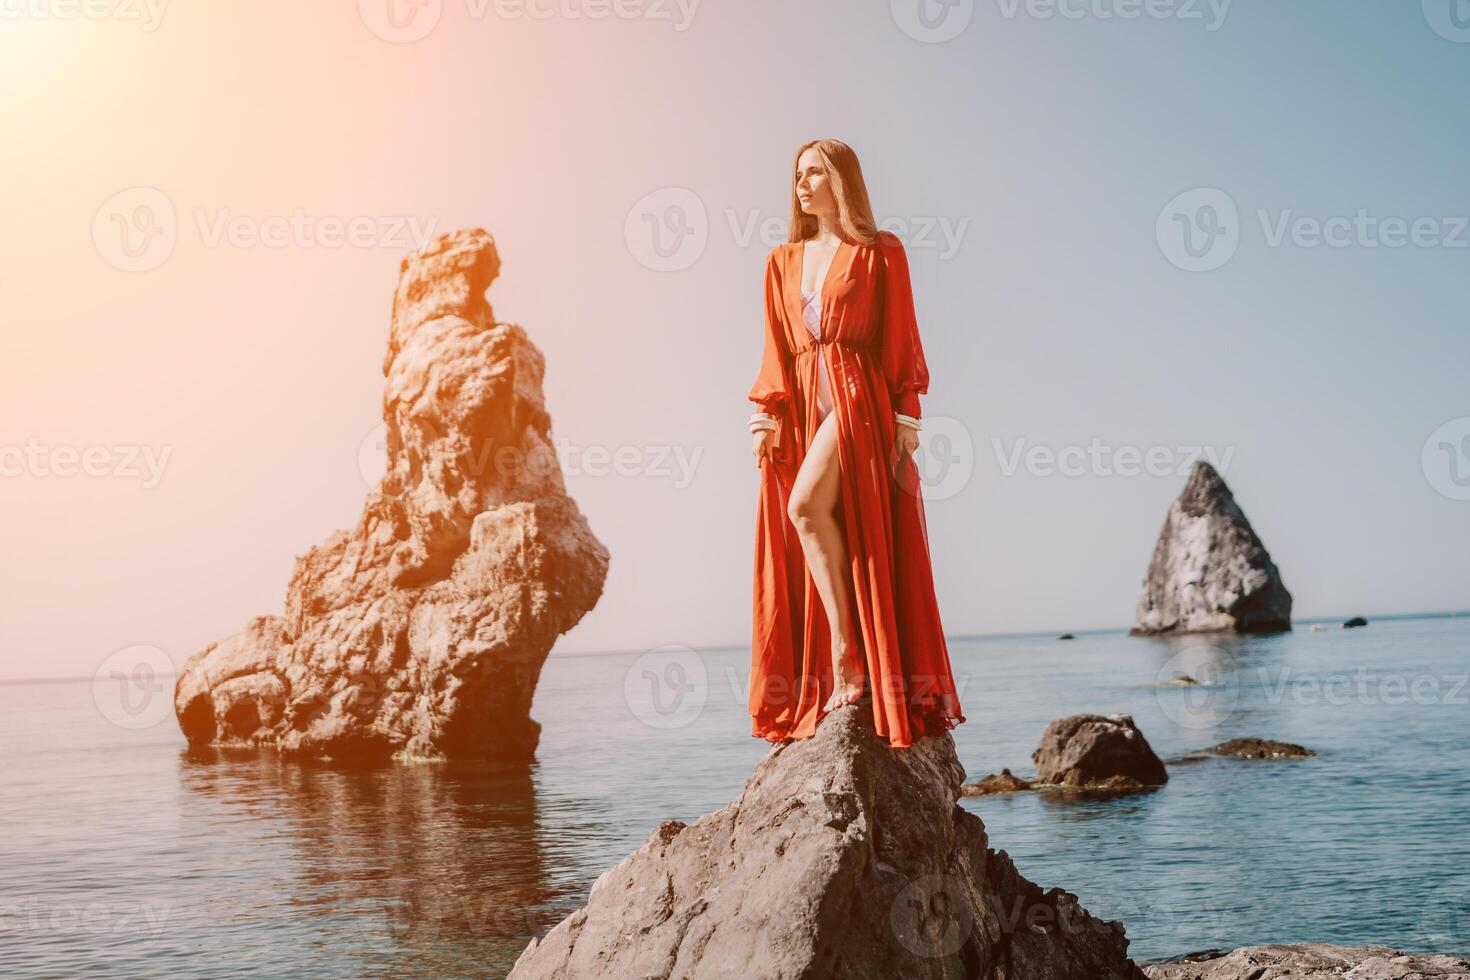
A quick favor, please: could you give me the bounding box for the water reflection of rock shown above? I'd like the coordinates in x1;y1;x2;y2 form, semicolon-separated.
178;748;571;976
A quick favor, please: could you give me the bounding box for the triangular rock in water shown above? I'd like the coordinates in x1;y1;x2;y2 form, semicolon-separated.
1132;460;1291;636
508;705;1147;979
173;228;609;762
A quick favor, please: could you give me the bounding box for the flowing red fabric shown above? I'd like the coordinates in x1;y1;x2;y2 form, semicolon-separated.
747;229;965;750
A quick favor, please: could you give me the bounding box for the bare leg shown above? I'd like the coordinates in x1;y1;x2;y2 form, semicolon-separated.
786;409;864;712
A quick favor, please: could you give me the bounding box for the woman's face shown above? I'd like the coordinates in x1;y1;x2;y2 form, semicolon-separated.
794;148;836;216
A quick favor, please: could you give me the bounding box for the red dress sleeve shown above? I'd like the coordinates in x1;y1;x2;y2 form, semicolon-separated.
747;248;791;417
877;231;929;420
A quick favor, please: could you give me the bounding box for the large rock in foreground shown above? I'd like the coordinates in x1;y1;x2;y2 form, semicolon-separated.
1141;943;1470;979
1132;461;1292;636
1032;714;1168;791
509;705;1147;979
174;229;608;762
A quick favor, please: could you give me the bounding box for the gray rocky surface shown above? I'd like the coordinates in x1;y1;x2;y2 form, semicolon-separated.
509;704;1147;979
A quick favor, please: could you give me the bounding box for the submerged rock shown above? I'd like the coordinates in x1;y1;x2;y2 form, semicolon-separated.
1031;714;1168;791
1141;942;1470;979
1131;461;1292;636
960;767;1034;796
1204;738;1315;760
173;229;609;762
509;705;1147;979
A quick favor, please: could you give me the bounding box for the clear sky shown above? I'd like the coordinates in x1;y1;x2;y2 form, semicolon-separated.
2;1;1466;681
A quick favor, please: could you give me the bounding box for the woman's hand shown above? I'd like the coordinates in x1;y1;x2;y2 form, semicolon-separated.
891;423;919;469
752;426;777;465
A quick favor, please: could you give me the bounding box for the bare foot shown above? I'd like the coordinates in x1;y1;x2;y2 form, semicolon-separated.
822;640;864;713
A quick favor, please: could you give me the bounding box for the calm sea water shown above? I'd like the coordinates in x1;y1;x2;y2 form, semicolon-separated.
4;615;1467;977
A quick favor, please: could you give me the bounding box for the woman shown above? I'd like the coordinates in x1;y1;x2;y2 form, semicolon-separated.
746;138;965;750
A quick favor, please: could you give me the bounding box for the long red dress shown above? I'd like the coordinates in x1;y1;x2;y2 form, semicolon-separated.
747;229;966;750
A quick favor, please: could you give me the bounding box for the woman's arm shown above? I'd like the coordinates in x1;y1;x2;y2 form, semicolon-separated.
747;248;790;431
878;231;929;430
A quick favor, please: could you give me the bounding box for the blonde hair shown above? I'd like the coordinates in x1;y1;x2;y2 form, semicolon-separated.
787;139;879;245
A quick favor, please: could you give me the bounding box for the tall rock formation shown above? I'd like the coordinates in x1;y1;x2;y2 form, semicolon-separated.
508;704;1148;980
174;228;608;762
1132;461;1291;636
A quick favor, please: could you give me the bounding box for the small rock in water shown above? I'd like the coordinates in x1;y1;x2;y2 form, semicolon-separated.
1141;942;1470;978
1342;615;1369;628
960;767;1034;796
1204;738;1315;760
1031;714;1168;792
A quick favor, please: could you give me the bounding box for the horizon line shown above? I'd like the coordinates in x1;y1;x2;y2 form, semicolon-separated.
3;607;1465;687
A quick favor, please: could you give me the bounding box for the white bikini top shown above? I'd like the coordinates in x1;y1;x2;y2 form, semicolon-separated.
799;287;822;340
799;252;836;338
